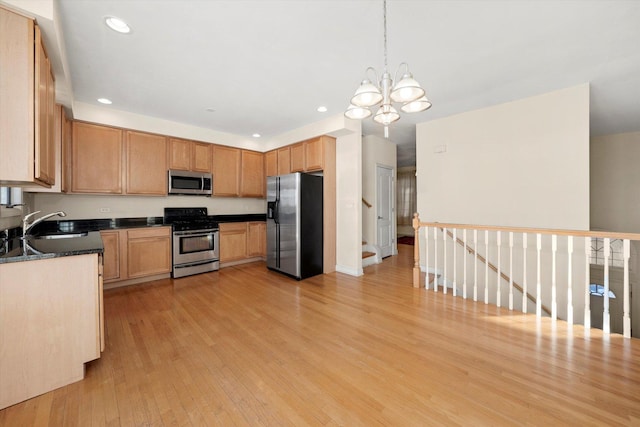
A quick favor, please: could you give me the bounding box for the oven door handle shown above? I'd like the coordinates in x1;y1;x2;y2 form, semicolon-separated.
173;229;218;237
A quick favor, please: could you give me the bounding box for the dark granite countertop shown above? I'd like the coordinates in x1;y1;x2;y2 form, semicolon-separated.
213;214;266;223
0;231;104;264
0;213;266;264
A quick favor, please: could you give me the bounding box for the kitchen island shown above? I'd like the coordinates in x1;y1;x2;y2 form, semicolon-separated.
0;233;104;409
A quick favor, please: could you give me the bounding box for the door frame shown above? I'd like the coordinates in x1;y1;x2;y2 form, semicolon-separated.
376;163;396;257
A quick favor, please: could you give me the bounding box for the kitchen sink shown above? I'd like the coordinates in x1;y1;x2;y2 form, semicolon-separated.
35;232;88;240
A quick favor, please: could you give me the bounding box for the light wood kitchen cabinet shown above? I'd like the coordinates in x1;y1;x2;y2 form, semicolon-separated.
125;130;167;195
277;147;291;175
0;253;101;410
220;221;266;265
290;143;305;173
0;7;56;187
71;122;123;194
192;142;212;173
168;138;212;173
240;150;265;197
219;222;248;263
100;230;121;282
100;226;171;285
265;150;278;178
247;221;266;257
212;146;241;196
304;136;325;171
127;227;172;278
168;138;191;170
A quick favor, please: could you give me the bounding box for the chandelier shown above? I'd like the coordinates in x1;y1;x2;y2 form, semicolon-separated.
344;0;431;138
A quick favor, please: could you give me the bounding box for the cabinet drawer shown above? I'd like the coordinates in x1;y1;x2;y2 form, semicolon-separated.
219;222;247;233
127;226;171;240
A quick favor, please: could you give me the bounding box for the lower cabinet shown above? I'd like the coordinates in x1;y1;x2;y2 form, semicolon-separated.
100;226;171;285
220;221;266;265
0;254;102;410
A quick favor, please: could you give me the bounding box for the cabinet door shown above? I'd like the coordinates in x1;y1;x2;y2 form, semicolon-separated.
219;222;247;262
290;143;305;173
212;146;240;196
277;147;291;175
126;227;172;278
191;142;212;173
247;222;266;257
240;150;264;198
168;138;191;170
71;122;123;194
304;137;324;171
126;131;167;195
100;230;121;283
265;150;278;178
34;26;54;185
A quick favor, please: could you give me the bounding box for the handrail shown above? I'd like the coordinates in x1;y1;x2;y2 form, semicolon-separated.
414;216;640;240
443;228;551;315
362;198;372;208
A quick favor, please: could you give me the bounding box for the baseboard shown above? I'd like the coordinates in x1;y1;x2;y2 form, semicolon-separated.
104;273;171;290
335;265;364;277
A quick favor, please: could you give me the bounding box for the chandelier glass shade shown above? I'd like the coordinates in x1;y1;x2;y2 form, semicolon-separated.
344;0;431;136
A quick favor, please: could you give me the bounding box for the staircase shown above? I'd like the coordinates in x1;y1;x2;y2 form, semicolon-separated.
362;241;382;267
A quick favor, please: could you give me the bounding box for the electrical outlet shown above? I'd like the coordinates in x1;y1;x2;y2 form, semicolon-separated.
99;207;111;213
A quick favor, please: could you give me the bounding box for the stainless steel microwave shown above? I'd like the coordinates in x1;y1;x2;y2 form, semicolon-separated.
168;170;213;196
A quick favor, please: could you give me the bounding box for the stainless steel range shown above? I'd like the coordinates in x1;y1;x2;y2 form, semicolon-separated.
164;207;219;278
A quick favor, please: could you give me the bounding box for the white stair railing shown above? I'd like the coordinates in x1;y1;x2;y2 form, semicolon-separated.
412;214;640;338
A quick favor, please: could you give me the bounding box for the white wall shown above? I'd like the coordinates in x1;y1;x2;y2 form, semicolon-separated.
591;131;640;233
336;130;363;276
33;194;265;220
415;84;591;324
416;84;590;230
362;135;397;250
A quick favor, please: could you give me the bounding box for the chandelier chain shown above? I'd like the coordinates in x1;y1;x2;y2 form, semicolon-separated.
383;0;388;71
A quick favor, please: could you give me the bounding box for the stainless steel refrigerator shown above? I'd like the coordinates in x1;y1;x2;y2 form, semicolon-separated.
266;172;323;280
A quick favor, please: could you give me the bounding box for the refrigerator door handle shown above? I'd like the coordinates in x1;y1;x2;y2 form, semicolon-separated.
274;199;279;225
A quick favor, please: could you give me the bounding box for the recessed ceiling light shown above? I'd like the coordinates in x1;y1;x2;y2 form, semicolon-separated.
317;106;328;113
105;16;131;34
252;133;261;138
97;98;112;105
205;107;216;112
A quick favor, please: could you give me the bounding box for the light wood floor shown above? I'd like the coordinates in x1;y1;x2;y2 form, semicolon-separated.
1;245;639;426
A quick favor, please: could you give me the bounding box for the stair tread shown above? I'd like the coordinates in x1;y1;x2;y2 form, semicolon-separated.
362;251;376;259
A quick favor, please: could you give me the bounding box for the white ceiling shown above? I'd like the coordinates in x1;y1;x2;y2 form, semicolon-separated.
53;0;640;166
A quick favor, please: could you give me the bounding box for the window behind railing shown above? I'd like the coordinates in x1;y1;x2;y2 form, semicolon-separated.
591;238;624;267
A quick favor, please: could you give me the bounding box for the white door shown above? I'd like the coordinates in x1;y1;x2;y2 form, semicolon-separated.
376;165;394;258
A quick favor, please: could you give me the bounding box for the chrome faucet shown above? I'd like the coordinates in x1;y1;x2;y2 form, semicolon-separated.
22;210;66;239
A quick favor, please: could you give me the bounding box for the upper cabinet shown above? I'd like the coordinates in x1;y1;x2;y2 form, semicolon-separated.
168;138;212;173
212;146;240;196
240;150;264;198
290;143;305;173
125;131;167;195
277;147;291;175
0;7;56;187
71;122;123;194
264;150;278;178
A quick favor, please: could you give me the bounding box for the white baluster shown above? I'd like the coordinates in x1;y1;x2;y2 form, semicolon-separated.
484;230;489;304
443;227;448;295
603;237;611;334
453;229;457;297
623;239;631;338
463;229;468;299
567;236;574;325
434;227;438;293
509;232;514;311
473;230;478;302
522;234;528;313
425;226;429;290
496;231;502;308
551;235;557;321
584;237;591;330
602;237;611;334
536;233;542;318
